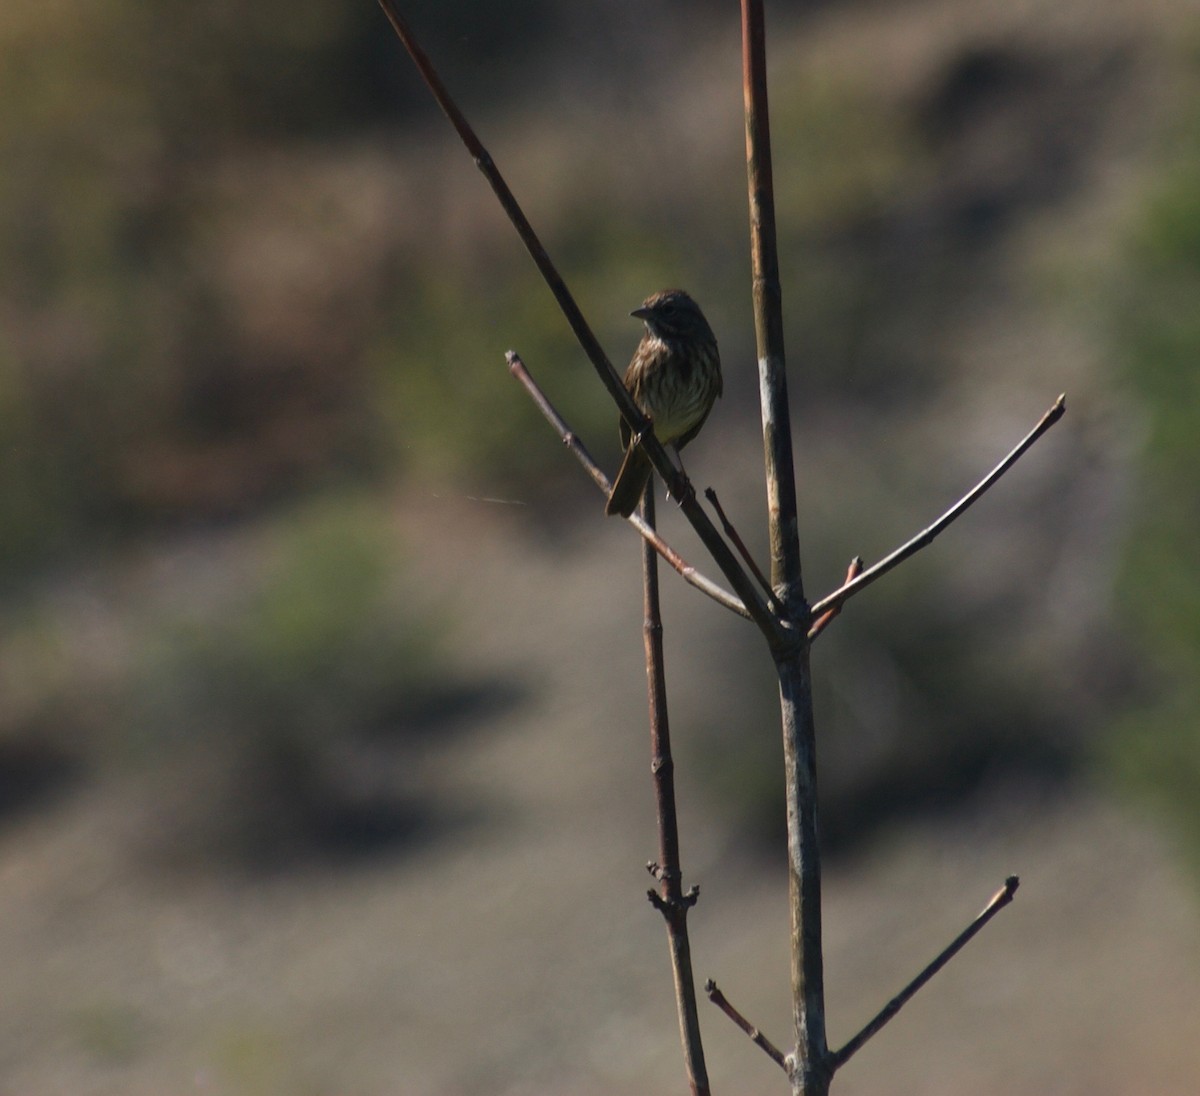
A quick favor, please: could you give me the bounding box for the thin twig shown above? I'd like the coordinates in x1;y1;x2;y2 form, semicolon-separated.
505;351;606;490
642;488;711;1096
705;487;785;616
507;351;750;619
830;876;1020;1072
810;395;1067;621
807;558;863;642
705;980;789;1074
375;0;628;414
378;2;782;643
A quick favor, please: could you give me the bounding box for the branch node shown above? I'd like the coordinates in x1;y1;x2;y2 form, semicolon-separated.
650;862;682;885
646;887;699;918
508;350;754;619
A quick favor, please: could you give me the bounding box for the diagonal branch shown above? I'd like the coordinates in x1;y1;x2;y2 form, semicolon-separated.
375;0;628;415
830;876;1020;1072
809;395;1066;621
704;487;785;616
507;351;751;619
379;1;783;643
705;979;789;1074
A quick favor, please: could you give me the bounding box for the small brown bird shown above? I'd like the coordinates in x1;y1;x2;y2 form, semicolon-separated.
605;289;723;518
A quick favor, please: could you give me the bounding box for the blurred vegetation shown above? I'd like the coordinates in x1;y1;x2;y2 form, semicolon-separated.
129;494;439;753
1107;54;1200;869
0;492;506;862
4;0;1200;874
126;493;485;864
0;2;498;862
0;1;391;571
0;0;587;579
0;0;937;582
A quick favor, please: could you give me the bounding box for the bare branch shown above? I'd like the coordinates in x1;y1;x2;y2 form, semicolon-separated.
741;1;802;607
507;351;751;619
387;8;1040;1093
741;2;829;1091
705;980;789;1074
705;487;785;616
808;558;864;642
810;395;1066;621
641;488;711;1096
375;1;629;416
830;876;1020;1072
378;2;782;642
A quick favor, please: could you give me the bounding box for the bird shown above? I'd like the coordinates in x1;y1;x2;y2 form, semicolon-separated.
605;289;723;518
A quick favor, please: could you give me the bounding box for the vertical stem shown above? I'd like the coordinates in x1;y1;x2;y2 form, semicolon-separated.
741;1;829;1092
641;488;711;1096
741;0;802;601
777;652;829;1094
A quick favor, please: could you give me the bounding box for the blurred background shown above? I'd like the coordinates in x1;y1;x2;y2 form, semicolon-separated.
2;0;1199;1092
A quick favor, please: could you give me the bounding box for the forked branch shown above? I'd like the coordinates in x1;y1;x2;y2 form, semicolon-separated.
507;351;750;619
808;558;864;642
388;4;1053;1093
377;0;783;643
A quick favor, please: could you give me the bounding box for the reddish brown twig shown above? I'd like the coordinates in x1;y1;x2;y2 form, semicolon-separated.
705;979;789;1074
830;876;1021;1071
641;487;711;1096
810;396;1066;621
507;351;750;619
807;558;864;642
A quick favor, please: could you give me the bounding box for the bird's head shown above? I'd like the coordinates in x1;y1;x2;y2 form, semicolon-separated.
632;289;714;343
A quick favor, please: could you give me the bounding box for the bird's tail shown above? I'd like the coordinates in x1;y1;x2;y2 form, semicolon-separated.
605;444;653;517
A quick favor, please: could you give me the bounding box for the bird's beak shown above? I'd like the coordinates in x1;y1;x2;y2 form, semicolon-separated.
631;306;652;320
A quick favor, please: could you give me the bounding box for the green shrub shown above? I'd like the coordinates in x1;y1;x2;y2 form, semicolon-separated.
1108;66;1200;866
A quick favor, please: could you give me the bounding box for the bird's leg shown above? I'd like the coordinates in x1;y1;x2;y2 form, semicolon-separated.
663;445;689;502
